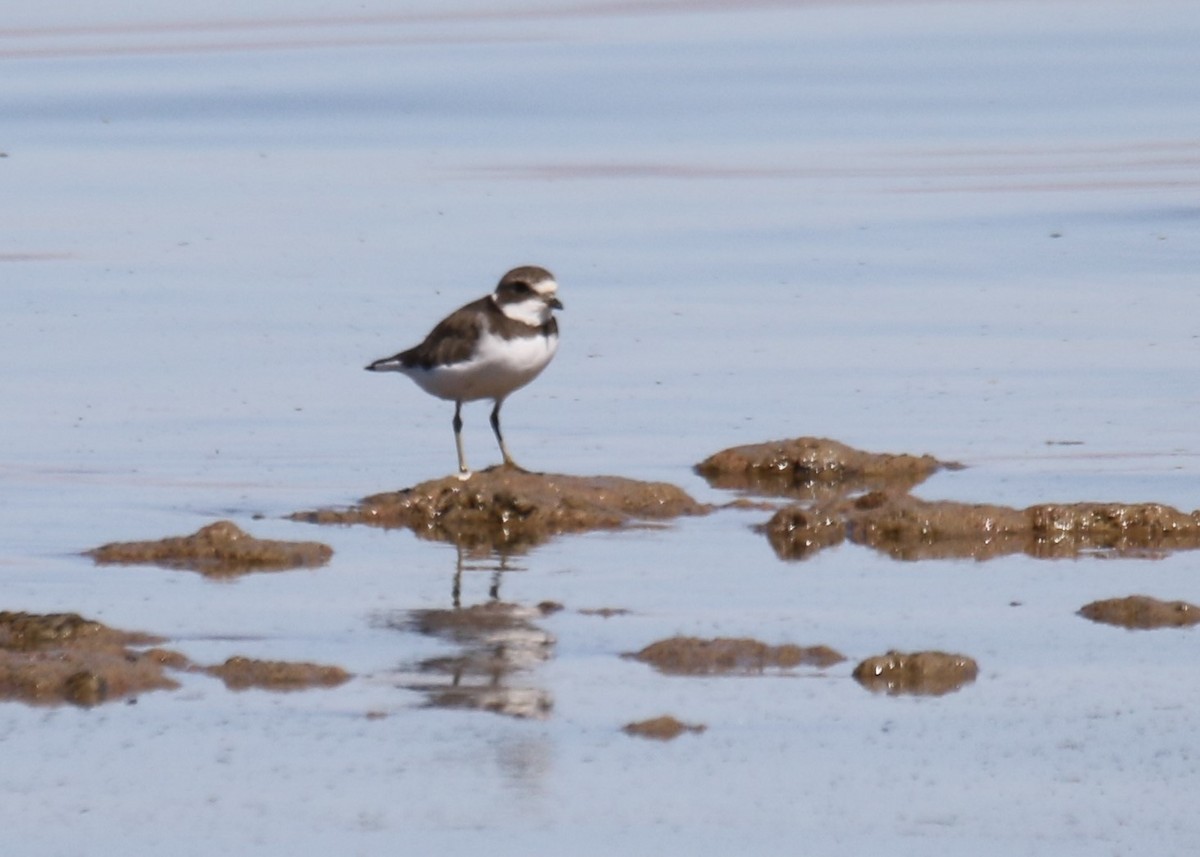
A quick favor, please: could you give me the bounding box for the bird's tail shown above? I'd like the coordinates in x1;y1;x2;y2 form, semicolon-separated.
365;353;406;372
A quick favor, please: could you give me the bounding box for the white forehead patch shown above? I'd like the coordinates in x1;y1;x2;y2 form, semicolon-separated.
531;277;558;298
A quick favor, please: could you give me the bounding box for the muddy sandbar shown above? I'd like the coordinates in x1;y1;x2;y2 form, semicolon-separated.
291;467;707;549
1078;595;1200;630
86;520;333;576
626;636;845;676
853;650;979;696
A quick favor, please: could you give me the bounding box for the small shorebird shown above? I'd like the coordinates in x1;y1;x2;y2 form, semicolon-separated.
365;265;562;477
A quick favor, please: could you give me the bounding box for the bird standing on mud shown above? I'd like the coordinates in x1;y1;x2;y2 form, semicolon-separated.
365;266;562;478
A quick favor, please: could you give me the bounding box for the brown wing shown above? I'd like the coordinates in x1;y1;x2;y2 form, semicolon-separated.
396;297;490;369
367;295;558;372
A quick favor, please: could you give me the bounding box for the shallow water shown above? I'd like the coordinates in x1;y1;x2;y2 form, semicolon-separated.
3;1;1200;853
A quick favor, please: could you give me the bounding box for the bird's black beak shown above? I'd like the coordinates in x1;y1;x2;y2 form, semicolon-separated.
548;297;564;310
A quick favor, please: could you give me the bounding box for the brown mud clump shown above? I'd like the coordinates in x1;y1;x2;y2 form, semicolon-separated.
696;436;952;500
205;656;351;691
291;468;707;549
1078;595;1200;630
623;715;707;741
626;636;845;676
763;506;847;559
765;494;1200;562
87;520;333;576
0;611;177;706
0;612;353;707
853;650;979;696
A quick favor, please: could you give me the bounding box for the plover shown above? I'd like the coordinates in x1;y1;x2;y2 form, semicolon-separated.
366;265;562;477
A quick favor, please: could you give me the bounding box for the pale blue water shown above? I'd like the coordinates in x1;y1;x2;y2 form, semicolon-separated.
2;2;1200;854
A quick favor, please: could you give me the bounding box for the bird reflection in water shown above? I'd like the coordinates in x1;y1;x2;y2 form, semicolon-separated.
384;545;556;719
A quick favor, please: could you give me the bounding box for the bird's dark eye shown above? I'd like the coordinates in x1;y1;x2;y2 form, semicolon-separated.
511;281;532;294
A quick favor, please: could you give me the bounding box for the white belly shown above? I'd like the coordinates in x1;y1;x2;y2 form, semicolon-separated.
404;328;558;402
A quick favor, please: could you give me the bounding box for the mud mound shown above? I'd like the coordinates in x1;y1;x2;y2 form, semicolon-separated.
1078;595;1200;629
0;611;176;706
623;715;707;740
853;650;979;696
846;493;1030;560
291;468;707;549
1025;503;1200;556
763;506;848;559
764;493;1200;561
626;636;845;676
86;520;333;576
205;656;351;691
696;437;951;500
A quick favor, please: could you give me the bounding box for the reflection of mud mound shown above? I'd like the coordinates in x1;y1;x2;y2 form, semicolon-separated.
696;437;951;500
1078;595;1200;630
765;493;1200;561
853;650;978;696
291;468;707;549
393;601;556;719
87;520;333;576
205;656;351;691
623;715;707;740
0;611;177;706
0;610;353;707
626;636;844;676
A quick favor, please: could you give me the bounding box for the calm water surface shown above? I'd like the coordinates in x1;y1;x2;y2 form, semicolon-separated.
2;1;1199;854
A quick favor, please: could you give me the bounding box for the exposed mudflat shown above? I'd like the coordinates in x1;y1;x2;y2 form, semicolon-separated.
290;467;707;549
86;520;333;576
697;437;1200;562
623;715;707;741
852;650;980;696
205;656;351;691
626;636;845;676
0;611;351;706
0;611;177;707
764;493;1200;562
1078;595;1200;630
696;436;953;501
761;506;850;560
